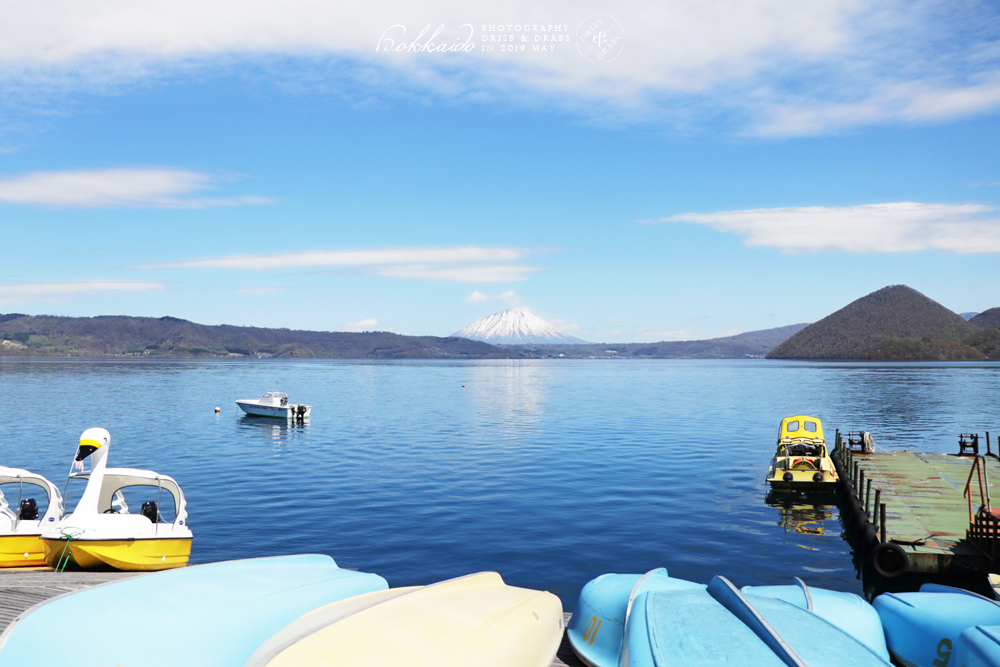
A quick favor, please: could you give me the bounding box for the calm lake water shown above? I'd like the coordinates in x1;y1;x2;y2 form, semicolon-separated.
1;358;998;605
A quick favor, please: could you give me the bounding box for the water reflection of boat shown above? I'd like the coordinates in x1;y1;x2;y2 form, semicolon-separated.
765;493;835;537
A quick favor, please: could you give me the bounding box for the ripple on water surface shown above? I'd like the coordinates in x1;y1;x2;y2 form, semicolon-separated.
0;358;997;604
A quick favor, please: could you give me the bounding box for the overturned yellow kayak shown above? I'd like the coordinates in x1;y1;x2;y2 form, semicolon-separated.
246;571;564;667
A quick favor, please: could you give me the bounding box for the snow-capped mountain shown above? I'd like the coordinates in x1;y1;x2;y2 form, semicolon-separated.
453;308;588;345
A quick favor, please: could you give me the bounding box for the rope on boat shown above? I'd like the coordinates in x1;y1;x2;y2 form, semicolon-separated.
54;528;85;573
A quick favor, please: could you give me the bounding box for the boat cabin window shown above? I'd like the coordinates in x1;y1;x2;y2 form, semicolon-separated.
804;421;817;433
103;485;178;523
785;420;800;433
0;482;49;518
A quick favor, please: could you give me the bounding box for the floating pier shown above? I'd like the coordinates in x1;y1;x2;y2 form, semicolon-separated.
834;431;1000;580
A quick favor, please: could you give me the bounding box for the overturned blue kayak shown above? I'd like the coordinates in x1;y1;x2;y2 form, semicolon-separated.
569;568;890;667
742;580;890;661
0;554;387;667
874;583;1000;667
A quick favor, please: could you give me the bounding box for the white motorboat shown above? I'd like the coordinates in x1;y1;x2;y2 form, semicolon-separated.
236;391;311;419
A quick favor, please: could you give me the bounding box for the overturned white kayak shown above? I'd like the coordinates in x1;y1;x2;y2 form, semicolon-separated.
236;391;311;419
247;571;564;667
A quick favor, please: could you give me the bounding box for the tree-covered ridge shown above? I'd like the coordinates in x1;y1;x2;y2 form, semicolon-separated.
767;285;998;361
0;314;807;360
971;308;1000;329
0;314;517;359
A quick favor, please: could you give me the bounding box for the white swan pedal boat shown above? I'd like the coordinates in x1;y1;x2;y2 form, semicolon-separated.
236;391;311;419
41;427;192;571
0;468;63;567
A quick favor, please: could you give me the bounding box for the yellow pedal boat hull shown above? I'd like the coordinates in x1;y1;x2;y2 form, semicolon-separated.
0;535;49;567
42;537;191;571
250;571;564;667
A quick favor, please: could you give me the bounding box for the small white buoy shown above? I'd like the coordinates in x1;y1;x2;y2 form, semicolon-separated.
214;407;220;413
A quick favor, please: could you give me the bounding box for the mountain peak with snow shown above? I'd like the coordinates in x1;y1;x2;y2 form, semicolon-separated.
453;308;588;345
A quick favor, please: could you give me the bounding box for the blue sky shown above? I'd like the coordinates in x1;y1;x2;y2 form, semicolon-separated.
1;2;999;342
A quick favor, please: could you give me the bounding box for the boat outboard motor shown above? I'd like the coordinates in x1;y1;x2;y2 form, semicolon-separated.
296;404;307;417
140;501;158;523
17;498;37;521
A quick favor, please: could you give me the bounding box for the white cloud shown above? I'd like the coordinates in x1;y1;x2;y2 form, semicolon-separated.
656;202;1000;254
344;318;379;331
141;246;528;270
139;246;542;283
464;289;521;304
0;280;165;304
754;80;1000;137
377;265;537;282
1;1;997;134
0;168;273;208
235;286;288;294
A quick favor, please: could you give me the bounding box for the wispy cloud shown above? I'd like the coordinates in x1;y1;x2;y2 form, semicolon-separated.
0;280;165;304
235;286;288;294
0;168;273;208
344;318;379;331
0;2;997;134
654;202;1000;253
465;290;520;304
138;246;542;283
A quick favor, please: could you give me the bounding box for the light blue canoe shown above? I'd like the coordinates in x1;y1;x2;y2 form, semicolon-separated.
0;554;387;667
955;625;1000;667
567;568;697;667
742;581;890;661
874;583;1000;667
569;568;890;667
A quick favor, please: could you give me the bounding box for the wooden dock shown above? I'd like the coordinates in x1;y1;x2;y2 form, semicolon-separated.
0;568;584;666
835;435;1000;579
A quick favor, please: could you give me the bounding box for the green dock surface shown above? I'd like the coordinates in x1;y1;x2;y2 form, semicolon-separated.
844;450;1000;574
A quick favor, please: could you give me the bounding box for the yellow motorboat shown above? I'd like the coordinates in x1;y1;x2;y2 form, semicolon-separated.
766;415;839;493
0;468;64;567
41;428;192;571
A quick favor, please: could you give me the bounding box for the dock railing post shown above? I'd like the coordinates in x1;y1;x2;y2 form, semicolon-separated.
880;503;887;543
859;469;865;502
866;478;872;518
874;489;881;533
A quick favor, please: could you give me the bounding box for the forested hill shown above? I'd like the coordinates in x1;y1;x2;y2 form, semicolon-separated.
0;314;513;359
767;285;998;361
0;313;805;359
531;323;809;359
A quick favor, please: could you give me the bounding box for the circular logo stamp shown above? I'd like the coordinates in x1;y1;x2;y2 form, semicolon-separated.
576;14;624;63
